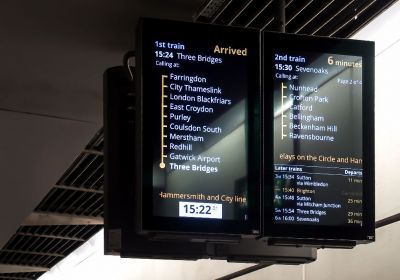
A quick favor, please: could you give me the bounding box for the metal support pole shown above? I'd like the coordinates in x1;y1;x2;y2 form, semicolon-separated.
376;213;400;229
275;0;286;32
215;263;273;280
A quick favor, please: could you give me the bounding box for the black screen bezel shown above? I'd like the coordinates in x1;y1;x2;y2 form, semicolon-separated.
262;31;375;243
136;18;261;236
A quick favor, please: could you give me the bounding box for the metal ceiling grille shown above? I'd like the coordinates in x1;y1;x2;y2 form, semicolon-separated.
36;157;104;217
0;1;397;279
195;0;397;38
0;226;103;279
0;131;104;280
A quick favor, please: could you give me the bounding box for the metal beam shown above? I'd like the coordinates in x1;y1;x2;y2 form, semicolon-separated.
376;213;400;229
215;263;273;280
54;184;103;194
22;212;104;226
294;0;335;33
16;232;85;242
227;0;254;25
1;249;64;258
329;0;377;37
0;264;49;273
286;0;314;25
275;0;286;32
311;0;356;35
245;0;273;27
210;0;233;23
83;149;103;156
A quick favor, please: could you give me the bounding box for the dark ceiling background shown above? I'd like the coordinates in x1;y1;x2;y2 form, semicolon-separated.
0;0;202;251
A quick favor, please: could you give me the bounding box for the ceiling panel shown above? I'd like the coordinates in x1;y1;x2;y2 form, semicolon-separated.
0;0;203;124
0;110;99;249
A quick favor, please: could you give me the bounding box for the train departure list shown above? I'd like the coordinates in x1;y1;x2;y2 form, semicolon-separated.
140;20;259;221
272;51;364;227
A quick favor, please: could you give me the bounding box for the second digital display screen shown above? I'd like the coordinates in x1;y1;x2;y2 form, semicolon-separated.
272;51;363;226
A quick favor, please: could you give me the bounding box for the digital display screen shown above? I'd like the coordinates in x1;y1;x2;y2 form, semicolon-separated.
137;19;260;234
263;31;375;243
273;51;363;226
